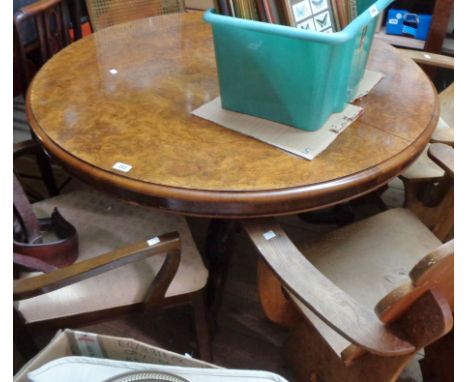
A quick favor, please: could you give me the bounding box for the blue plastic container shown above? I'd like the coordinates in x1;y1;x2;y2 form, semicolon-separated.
204;0;393;131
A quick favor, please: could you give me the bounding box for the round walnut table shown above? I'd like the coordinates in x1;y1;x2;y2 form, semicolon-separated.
27;12;438;219
26;12;438;312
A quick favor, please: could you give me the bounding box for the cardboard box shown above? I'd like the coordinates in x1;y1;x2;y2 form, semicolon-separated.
14;329;216;382
386;9;432;41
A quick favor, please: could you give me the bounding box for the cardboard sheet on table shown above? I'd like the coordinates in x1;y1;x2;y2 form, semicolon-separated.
353;70;384;100
192;70;383;160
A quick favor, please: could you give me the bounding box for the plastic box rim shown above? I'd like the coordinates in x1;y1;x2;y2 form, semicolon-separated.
204;0;393;44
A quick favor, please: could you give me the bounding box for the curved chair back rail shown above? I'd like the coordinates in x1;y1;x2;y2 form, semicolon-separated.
85;0;185;31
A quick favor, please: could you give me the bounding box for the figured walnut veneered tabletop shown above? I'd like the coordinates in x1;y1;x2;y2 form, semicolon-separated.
27;12;438;218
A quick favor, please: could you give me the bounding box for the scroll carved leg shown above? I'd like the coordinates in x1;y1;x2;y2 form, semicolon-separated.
257;259;301;327
204;219;237;333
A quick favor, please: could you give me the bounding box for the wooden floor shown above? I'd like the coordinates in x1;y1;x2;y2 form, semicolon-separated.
13;152;423;381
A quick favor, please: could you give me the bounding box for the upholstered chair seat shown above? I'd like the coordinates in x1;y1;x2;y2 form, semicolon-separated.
282;208;442;356
16;188;208;324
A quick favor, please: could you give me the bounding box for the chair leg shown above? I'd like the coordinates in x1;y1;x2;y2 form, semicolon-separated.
420;330;454;382
192;291;212;362
14;309;38;361
35;150;60;197
257;258;301;327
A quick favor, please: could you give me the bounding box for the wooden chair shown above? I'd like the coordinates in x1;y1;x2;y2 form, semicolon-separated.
397;50;454;241
402;143;454;242
13;138;63;201
14;0;72;94
14;141;212;362
397;50;454;149
85;0;185;32
14;0;75;197
243;144;454;382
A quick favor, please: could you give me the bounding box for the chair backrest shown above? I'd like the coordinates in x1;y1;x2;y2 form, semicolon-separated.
14;0;71;93
85;0;185;31
338;240;454;365
375;240;454;325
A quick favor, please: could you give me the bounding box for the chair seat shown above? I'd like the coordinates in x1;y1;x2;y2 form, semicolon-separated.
400;117;453;181
17;189;208;324
400;145;445;181
283;208;442;356
431;117;454;145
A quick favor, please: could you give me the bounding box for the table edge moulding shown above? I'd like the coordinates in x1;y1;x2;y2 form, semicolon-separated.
26;12;439;218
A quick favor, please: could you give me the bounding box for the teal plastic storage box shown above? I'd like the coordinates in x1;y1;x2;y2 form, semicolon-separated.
204;0;392;131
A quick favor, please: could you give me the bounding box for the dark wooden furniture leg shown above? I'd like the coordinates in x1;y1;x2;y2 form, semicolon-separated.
68;0;83;39
14;309;38;361
35;149;60;197
192;291;213;362
204;219;237;333
425;0;454;54
14;138;60;198
423;0;454;79
420;329;454;382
